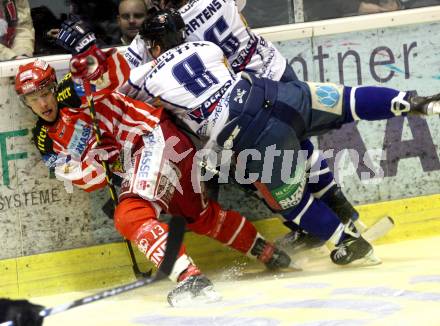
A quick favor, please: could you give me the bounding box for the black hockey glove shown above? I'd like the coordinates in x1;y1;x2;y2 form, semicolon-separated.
0;298;44;326
56;15;96;54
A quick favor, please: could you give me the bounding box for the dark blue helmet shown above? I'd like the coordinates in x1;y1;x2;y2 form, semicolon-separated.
140;8;185;52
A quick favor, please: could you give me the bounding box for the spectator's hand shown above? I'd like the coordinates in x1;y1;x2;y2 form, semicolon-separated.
56;15;96;54
0;299;44;326
358;0;401;14
47;28;60;39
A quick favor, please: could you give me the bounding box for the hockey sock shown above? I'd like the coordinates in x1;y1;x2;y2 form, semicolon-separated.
281;190;345;242
300;138;336;195
320;186;360;223
187;200;258;254
344;86;409;121
133;219;193;282
114;197;193;282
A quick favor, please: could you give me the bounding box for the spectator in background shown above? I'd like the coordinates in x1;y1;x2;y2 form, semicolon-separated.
0;0;34;61
358;0;402;14
117;0;148;45
69;0;119;46
31;6;62;56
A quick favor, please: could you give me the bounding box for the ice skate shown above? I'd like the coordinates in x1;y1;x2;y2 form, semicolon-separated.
167;265;221;307
250;237;295;270
330;234;381;266
406;91;440;115
276;229;326;255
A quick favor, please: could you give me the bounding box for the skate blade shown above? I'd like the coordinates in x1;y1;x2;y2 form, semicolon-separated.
170;286;222;308
350;249;382;267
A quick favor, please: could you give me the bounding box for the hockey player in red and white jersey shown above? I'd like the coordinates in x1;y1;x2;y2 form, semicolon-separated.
15;18;292;307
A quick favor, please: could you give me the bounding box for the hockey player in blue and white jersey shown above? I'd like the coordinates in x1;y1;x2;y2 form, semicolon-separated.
122;9;440;266
125;0;296;81
126;0;360;251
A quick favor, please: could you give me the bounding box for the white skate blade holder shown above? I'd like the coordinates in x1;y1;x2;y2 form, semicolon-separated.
169;286;222;308
351;247;382;267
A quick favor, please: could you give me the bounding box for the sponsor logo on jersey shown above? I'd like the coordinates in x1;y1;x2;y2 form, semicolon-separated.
57;86;73;103
155;162;181;206
189;80;232;123
138;149;153;179
231;37;258;72
36;125;49;153
136;179;149;190
67;121;92;156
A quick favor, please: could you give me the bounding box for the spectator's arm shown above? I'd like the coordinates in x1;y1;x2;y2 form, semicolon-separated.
11;0;35;58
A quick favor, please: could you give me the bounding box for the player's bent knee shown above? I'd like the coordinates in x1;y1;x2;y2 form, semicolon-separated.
114;197;158;240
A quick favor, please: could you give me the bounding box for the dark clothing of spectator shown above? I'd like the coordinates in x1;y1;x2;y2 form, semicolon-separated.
31;6;62;55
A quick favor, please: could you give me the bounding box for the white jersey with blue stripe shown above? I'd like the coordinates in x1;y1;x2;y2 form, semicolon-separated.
180;0;286;80
123;34;152;69
122;41;239;144
124;0;286;80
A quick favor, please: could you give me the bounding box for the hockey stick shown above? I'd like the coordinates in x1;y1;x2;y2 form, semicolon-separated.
82;81;149;279
0;217;186;326
362;216;395;243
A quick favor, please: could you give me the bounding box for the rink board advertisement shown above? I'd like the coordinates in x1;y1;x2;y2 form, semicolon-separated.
1;21;440;259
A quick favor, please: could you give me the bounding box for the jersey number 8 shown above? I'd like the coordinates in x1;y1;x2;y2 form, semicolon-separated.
172;53;219;97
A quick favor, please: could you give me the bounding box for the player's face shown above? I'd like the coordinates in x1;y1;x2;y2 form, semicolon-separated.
118;0;147;42
24;86;58;122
